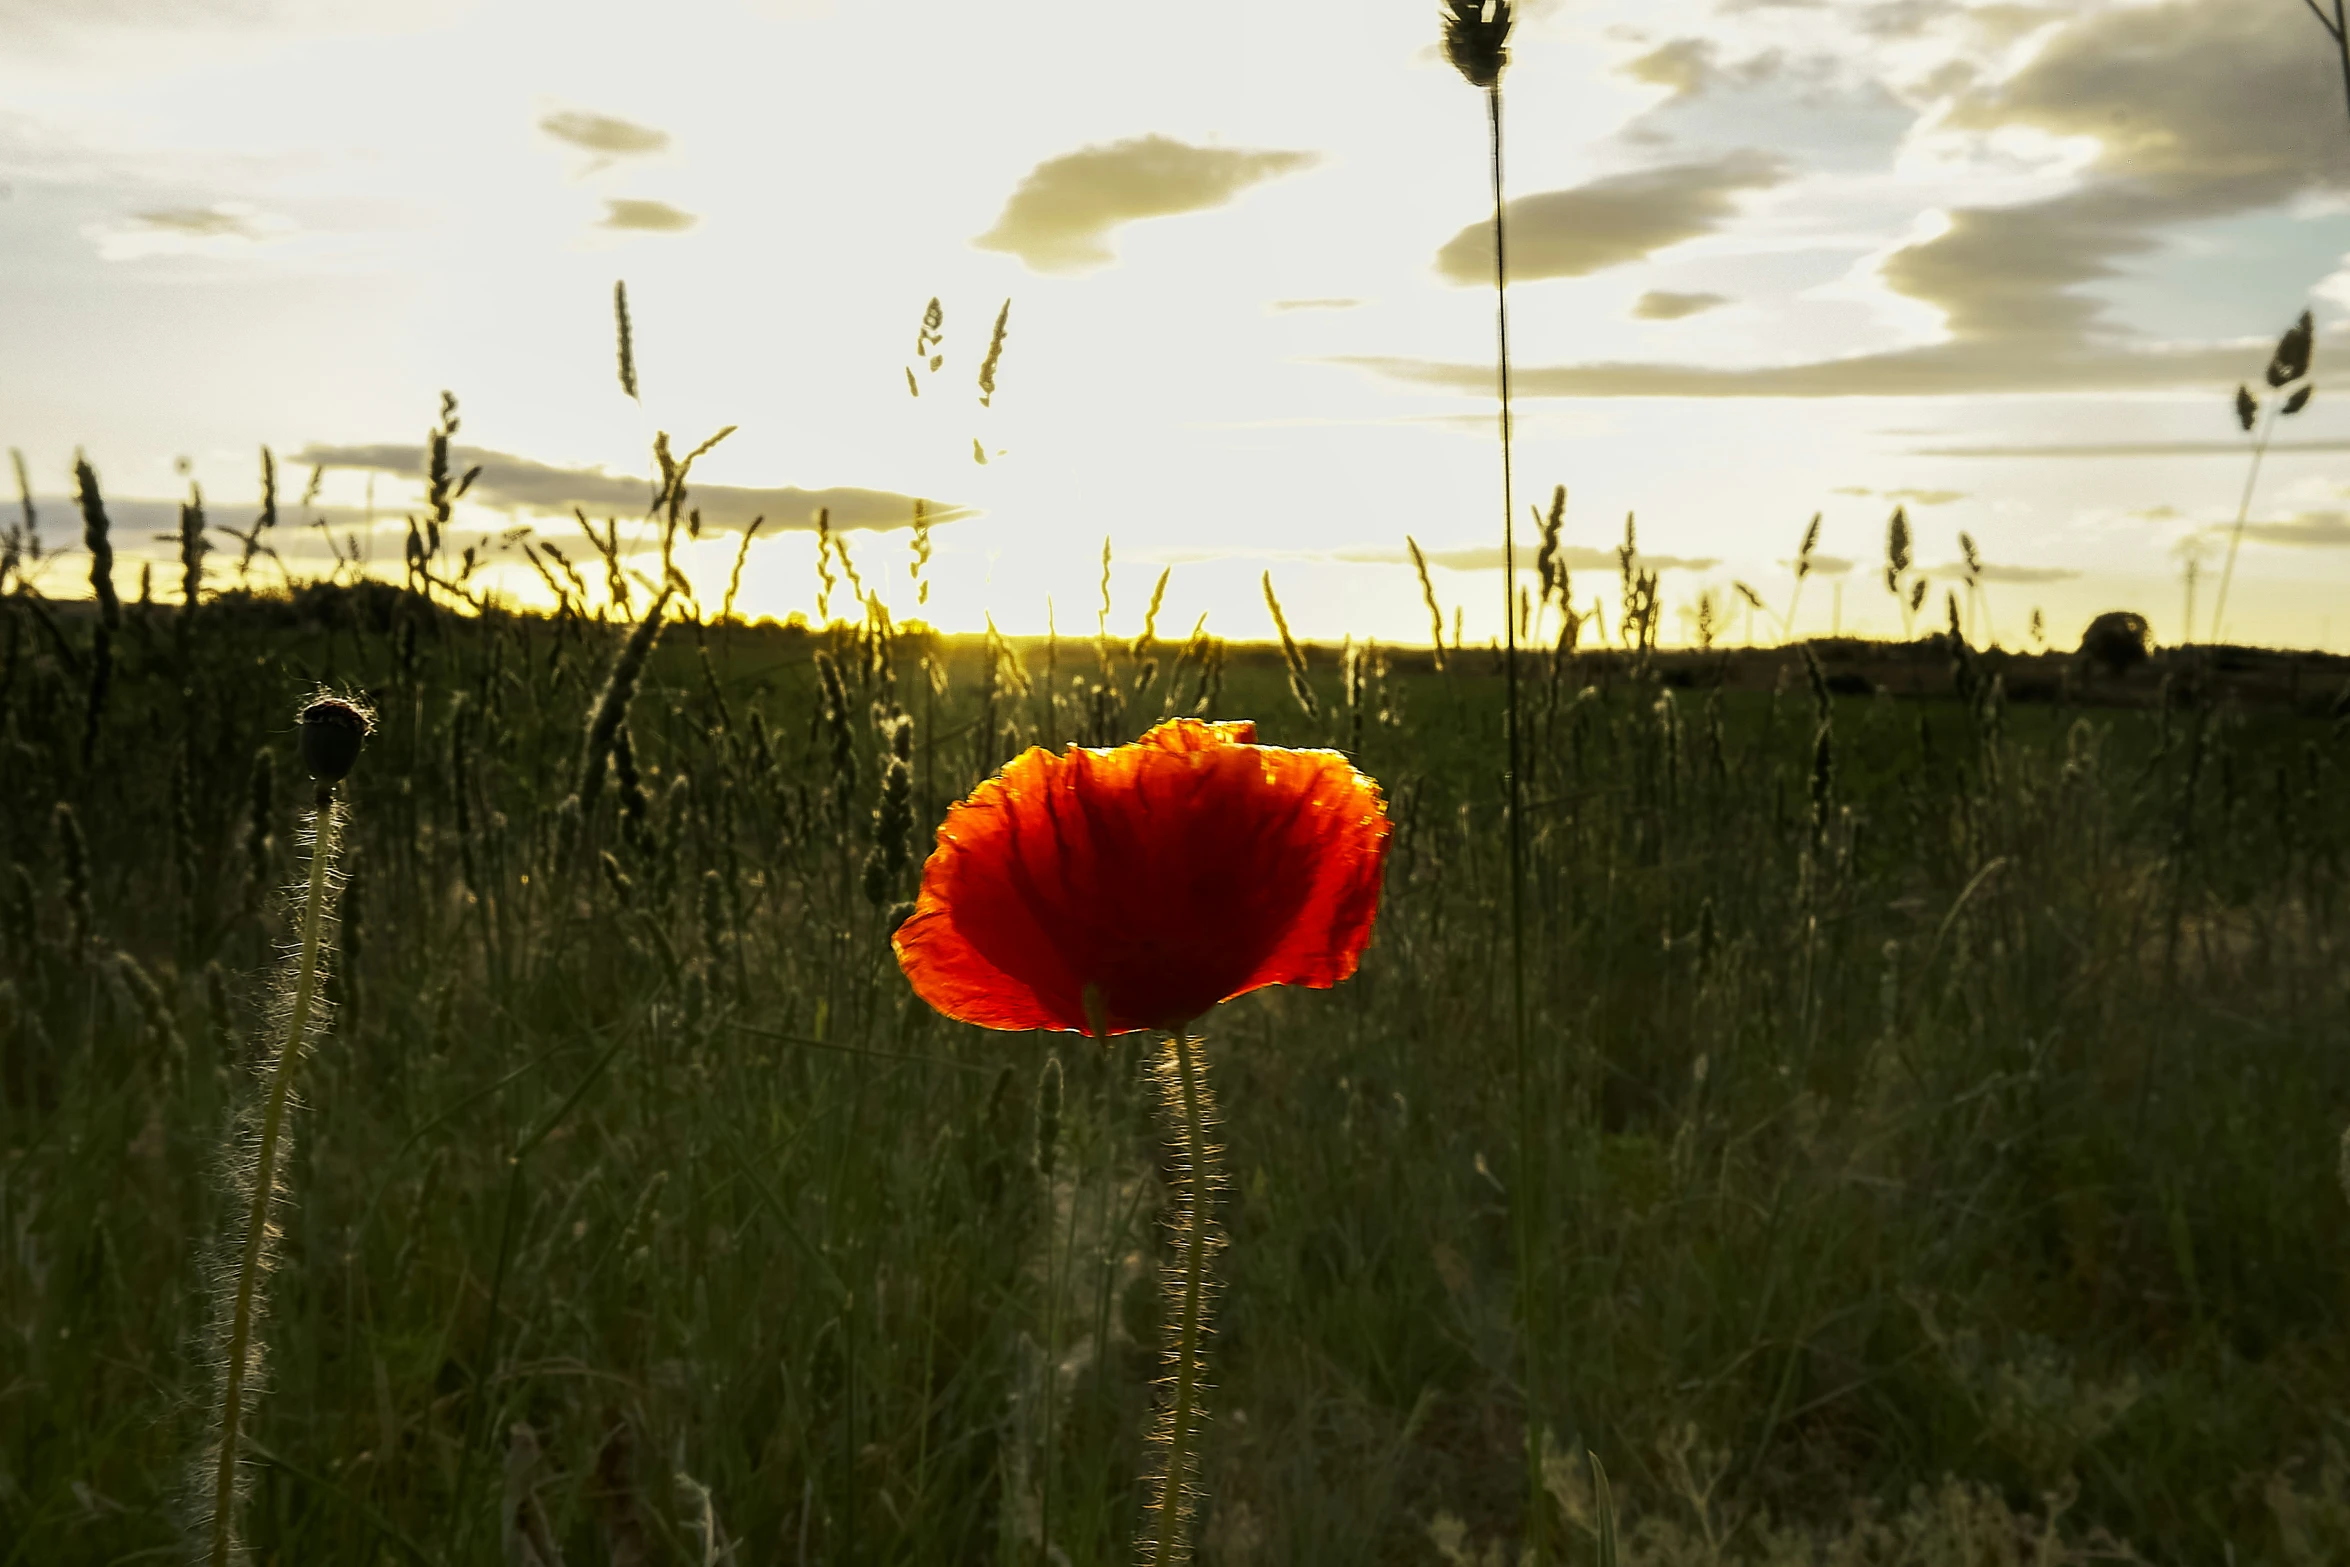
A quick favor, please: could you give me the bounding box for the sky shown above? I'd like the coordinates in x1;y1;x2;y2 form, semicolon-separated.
5;0;2350;651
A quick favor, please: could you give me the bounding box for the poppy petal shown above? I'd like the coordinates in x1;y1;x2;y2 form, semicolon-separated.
893;718;1390;1035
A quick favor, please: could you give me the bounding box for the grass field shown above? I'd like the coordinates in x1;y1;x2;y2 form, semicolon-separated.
6;571;2350;1565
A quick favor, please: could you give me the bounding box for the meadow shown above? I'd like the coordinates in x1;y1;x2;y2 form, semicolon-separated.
4;520;2350;1566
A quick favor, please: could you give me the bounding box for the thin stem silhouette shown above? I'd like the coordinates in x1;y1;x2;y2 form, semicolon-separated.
1487;69;1549;1567
2211;396;2279;645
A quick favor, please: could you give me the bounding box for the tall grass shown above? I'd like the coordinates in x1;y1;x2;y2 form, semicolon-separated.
1;564;2348;1560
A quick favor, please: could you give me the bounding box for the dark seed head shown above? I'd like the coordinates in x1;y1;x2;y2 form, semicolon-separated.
1442;0;1512;89
2267;310;2314;389
299;696;372;782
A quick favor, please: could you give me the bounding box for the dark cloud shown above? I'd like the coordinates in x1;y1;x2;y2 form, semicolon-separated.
974;134;1318;275
598;198;697;233
1434;152;1787;284
289;443;960;533
1865;0;2343;350
1632;289;1729;320
538;110;669;159
1943;2;2338;198
1367;3;2346;399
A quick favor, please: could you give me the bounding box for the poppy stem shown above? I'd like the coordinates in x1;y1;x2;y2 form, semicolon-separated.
205;782;341;1567
1147;1025;1219;1566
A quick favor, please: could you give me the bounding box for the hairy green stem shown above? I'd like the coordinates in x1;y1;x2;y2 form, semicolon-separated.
1148;1027;1216;1567
209;784;339;1567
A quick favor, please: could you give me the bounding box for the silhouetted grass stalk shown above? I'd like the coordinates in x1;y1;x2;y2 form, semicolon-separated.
2213;313;2314;642
1447;1;1546;1554
2213;391;2279;646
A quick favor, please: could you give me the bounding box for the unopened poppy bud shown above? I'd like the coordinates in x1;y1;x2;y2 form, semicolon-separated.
299;696;371;782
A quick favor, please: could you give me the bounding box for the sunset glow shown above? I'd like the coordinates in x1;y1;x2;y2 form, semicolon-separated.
6;0;2350;649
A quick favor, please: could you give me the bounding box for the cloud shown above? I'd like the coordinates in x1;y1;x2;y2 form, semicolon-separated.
1269;297;1362;313
289;443;960;533
1829;486;1966;505
1367;3;2348;398
1632;289;1729;320
1433;152;1788;285
539;110;670;175
539;110;669;159
1903;557;2080;583
131;206;265;237
974;134;1318;274
597;198;697;233
1915;439;2350;459
1625;39;1717;98
1877;0;2340;343
92;201;297;260
2229;511;2350;548
1333;543;1720;573
1339;339;2256;399
0;0;465;51
1942;561;2081;584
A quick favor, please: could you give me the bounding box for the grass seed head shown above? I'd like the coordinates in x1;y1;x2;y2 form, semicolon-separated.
2267;309;2314;389
1442;0;1512;89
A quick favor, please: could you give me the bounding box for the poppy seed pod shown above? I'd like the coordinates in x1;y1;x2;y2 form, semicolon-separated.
1442;0;1512;89
298;696;371;783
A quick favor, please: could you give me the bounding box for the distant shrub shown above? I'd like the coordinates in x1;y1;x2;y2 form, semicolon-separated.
2079;611;2153;675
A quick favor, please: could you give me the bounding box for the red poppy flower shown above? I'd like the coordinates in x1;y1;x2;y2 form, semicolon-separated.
893;718;1391;1034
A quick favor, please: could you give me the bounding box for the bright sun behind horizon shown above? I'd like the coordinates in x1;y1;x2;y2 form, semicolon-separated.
6;0;2350;651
